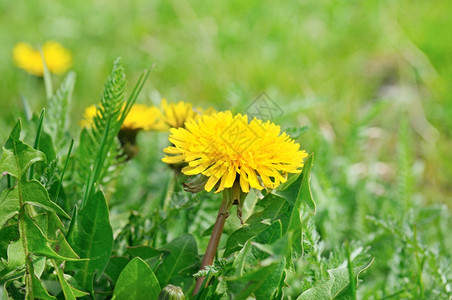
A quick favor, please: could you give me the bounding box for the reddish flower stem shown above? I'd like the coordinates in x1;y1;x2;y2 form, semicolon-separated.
193;194;230;295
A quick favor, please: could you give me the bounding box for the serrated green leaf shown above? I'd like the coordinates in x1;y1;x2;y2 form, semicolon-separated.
30;273;54;300
46;71;76;150
224;221;269;257
23;210;80;261
33;256;46;279
228;233;291;300
66;191;113;294
113;257;161;300
275;153;315;215
30;272;56;300
255;220;283;246
23;181;69;218
0;189;20;228
55;230;80;260
257;193;290;220
226;263;280;300
224;194;288;257
0;224;19;258
232;240;252;277
70;285;90;298
0;120;46;179
3;240;24;273
51;259;88;300
297;259;374;300
272;154;314;253
253;259;285;300
155;234;198;290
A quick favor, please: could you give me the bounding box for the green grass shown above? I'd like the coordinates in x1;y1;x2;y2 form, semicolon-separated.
0;0;451;299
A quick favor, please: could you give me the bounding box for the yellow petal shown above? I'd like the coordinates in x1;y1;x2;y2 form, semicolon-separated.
205;175;220;192
162;155;184;164
224;166;237;188
239;172;250;193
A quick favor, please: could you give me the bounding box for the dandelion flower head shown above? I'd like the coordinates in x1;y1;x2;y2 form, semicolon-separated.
162;111;308;193
161;99;215;129
13;41;72;76
80;104;166;131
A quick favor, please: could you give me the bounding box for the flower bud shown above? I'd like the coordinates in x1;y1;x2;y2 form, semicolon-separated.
158;284;185;300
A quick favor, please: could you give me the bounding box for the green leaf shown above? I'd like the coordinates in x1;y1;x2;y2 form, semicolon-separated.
275;153;315;215
104;256;130;285
0;120;46;179
227;234;291;300
253;260;285;300
155;234;198;290
255;220;283;245
224;220;269;257
232;240;252;277
70;285;90;298
52;260;88;300
297;259;374;300
55;230;80;261
37;130;56;163
0;189;20;228
224;194;288;257
23;210;79;261
31;272;56;300
237;221;283;270
0;181;68;228
23;181;69;218
127;245;166;260
1;240;25;276
27;255;56;300
28;109;45;181
257;193;290;220
113;257;161;300
46;71;76;150
226;263;281;300
272;153;314;253
0;224;19;258
66;191;113;294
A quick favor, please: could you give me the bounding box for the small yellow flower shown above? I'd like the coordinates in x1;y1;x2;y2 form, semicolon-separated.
80;104;98;128
161;99;215;129
13;41;72;76
162;111;308;193
80;104;166;131
123;104;167;131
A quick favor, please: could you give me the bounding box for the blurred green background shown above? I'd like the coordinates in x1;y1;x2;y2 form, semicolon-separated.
1;0;451;208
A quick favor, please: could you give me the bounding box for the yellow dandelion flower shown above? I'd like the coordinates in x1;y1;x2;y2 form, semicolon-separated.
79;104;98;128
13;43;42;76
162;111;308;193
123;104;167;131
161;99;215;129
13;41;72;76
80;104;166;131
42;41;72;75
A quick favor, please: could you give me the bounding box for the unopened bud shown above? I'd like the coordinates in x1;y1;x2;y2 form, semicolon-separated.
158;284;185;300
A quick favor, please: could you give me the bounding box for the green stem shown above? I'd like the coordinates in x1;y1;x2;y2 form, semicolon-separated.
40;49;53;99
345;243;356;300
414;225;424;299
20;209;34;300
28;109;45;180
55;139;74;212
193;192;232;295
16;164;33;299
162;170;177;212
